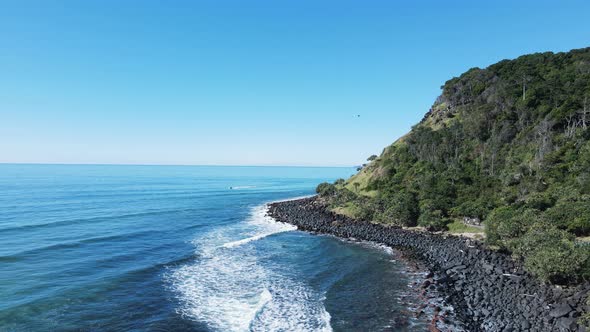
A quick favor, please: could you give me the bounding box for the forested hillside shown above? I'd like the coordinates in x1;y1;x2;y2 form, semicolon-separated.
318;47;590;284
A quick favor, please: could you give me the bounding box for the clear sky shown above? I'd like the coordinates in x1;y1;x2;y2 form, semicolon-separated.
1;0;589;166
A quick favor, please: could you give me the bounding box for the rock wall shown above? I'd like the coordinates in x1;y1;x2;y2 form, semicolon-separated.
268;197;590;332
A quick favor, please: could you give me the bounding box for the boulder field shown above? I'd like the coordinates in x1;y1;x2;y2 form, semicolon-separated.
268;197;590;332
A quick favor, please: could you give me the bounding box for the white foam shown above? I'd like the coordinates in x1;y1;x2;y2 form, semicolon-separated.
170;252;269;331
230;186;257;189
167;203;332;332
340;238;396;256
222;231;282;248
251;280;332;332
221;205;296;249
267;194;315;204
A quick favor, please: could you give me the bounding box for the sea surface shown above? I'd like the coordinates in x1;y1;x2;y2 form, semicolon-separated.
0;164;431;331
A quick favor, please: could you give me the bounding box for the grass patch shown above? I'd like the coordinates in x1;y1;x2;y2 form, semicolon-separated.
345;167;378;197
446;219;484;234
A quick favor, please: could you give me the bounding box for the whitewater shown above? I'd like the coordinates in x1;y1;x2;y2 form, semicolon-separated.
0;164;430;331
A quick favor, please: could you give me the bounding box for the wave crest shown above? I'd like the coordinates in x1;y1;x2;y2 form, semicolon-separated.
166;203;332;332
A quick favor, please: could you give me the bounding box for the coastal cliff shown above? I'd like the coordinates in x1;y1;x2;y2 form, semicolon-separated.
268;197;590;332
271;47;590;331
318;47;590;285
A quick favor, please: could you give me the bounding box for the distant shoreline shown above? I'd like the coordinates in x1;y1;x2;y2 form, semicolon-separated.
268;196;590;332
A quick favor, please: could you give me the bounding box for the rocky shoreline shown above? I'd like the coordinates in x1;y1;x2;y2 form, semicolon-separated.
335;238;466;331
267;197;590;332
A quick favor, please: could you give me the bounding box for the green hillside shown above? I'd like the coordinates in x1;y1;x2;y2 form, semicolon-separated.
318;47;590;284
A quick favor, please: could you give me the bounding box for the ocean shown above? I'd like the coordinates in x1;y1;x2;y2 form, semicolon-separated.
0;164;431;331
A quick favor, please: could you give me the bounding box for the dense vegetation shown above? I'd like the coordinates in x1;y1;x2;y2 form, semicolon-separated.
318;47;590;284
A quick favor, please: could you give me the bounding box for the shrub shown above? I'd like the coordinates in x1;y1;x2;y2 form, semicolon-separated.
348;201;375;221
546;185;580;202
418;200;450;230
418;209;449;231
352;182;361;192
331;188;357;206
524;191;554;211
485;206;540;249
512;225;590;283
485;206;518;246
451;199;490;219
567;216;590;236
504;209;542;250
545;195;590;236
316;182;336;197
374;191;418;226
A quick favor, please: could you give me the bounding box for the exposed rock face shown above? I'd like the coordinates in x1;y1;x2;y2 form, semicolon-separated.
268;197;590;332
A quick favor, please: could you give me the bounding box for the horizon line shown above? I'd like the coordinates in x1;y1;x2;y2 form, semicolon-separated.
0;162;358;168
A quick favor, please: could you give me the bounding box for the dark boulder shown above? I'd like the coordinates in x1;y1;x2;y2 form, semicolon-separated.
267;197;590;332
550;304;573;318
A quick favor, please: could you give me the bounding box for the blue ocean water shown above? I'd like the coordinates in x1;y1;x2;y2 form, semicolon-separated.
0;164;430;331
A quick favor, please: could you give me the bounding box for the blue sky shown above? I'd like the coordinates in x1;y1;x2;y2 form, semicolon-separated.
1;0;589;166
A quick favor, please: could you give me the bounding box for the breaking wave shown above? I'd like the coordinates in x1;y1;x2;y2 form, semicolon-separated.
167;204;332;332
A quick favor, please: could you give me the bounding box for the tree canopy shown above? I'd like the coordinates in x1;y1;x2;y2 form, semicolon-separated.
318;47;590;284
